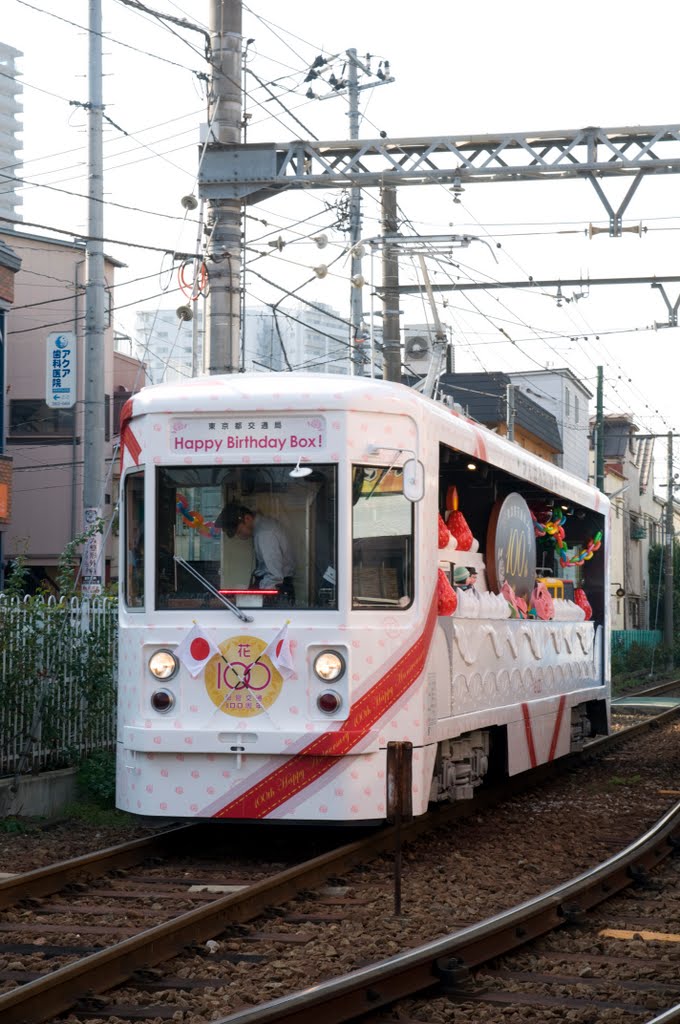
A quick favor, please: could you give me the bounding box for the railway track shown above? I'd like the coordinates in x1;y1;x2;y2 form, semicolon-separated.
211;800;680;1024
1;697;679;1024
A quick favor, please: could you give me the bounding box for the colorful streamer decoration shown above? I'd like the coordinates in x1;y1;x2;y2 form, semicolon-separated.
531;511;602;568
176;493;220;539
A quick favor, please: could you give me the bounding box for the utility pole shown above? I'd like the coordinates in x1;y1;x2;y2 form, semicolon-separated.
381;185;401;383
664;431;674;668
310;49;393;375
595;366;605;492
205;0;242;375
347;49;364;375
506;384;516;441
81;0;106;595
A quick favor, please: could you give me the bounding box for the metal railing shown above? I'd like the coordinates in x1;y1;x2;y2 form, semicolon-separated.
0;595;117;776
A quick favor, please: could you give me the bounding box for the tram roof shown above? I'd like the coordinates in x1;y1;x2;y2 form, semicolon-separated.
129;373;608;514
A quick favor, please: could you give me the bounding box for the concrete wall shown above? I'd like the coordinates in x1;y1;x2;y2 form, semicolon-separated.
0;768;78;818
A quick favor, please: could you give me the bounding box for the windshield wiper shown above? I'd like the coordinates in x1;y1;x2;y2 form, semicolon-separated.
172;556;253;623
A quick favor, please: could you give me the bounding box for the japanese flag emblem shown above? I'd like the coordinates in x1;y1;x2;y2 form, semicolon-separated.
174;624;220;677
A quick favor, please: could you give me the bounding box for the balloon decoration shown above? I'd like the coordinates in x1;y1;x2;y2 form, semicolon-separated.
437;569;458;616
573;587;593;621
176;493;220;539
438;513;450;549
445;486;473;551
531;510;602;568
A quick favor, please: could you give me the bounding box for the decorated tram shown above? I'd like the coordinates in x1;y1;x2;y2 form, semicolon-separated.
116;373;609;821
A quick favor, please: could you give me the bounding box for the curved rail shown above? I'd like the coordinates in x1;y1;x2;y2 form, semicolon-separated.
1;708;678;1023
212;799;680;1024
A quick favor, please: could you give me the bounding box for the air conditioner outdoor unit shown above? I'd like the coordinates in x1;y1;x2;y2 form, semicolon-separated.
404;325;434;362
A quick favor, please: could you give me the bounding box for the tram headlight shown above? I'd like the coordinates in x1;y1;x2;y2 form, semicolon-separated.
150;688;175;713
148;649;179;680
313;650;345;682
317;690;342;715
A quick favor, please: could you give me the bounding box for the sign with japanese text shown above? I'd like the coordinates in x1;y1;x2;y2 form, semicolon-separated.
46;331;76;409
168;415;326;454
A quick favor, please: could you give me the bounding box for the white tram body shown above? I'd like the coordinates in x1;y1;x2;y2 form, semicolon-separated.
116;374;610;821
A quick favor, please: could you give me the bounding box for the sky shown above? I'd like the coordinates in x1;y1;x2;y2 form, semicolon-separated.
4;0;680;489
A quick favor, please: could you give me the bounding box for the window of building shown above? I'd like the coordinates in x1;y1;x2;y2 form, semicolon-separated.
565;387;571;418
574;393;579;424
9;399;75;439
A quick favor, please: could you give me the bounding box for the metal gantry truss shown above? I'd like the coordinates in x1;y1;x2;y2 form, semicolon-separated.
199;123;680;235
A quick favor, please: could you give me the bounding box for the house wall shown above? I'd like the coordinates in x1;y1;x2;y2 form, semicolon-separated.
509;369;591;480
608;484;626;631
1;230;121;581
495;421;557;462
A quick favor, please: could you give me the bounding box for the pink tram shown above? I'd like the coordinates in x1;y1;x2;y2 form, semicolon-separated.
116;374;610;822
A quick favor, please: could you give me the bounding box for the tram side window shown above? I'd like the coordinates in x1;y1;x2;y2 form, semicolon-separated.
124;472;144;609
352;465;413;609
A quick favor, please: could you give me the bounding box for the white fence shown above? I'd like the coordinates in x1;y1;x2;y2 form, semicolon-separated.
0;595;118;777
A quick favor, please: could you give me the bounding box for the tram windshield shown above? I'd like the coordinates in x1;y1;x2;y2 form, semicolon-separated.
152;464;337;611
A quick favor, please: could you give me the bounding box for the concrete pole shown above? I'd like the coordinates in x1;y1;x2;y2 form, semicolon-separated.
347;49;364;375
81;0;106;594
205;0;242;375
506;383;515;441
595;365;605;491
381;184;401;382
664;431;674;667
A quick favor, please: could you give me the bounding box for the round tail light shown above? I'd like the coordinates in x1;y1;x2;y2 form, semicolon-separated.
317;690;342;715
150;688;175;713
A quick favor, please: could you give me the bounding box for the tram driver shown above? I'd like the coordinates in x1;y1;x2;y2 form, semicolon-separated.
215;503;296;607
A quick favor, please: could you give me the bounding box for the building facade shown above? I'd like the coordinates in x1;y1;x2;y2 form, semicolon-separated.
0;42;22;225
436;371;563;463
1;229;129;589
508;368;592;480
133;307;202;384
0;236;20;584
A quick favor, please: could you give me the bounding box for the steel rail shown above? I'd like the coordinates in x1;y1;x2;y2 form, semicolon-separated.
1;706;677;1023
645;1005;680;1024
587;697;680;753
0;812;462;1024
613;677;680;701
0;823;198;909
213;799;680;1024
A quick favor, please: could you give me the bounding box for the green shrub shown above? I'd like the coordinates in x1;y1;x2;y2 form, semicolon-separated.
77;750;116;807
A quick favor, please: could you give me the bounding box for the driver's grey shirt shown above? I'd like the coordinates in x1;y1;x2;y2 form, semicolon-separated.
252;514;295;590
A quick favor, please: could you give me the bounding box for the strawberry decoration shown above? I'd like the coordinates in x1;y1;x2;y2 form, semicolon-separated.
438;514;450;548
437;569;458;616
445;486;473;552
573;587;592;620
